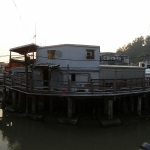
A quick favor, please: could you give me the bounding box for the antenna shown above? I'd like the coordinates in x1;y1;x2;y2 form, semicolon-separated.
35;23;36;44
33;23;36;44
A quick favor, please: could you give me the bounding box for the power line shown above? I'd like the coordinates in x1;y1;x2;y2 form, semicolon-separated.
12;0;33;42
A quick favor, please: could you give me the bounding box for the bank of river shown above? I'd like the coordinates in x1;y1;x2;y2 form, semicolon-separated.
0;108;149;150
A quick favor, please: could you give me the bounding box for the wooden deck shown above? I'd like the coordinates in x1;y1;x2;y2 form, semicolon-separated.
2;72;150;97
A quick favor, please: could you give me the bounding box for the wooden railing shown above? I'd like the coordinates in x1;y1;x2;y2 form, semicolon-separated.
2;72;150;95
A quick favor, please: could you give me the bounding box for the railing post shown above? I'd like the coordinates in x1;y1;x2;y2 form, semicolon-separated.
113;79;116;94
130;79;132;92
48;68;51;93
67;64;70;93
11;75;13;86
103;79;105;90
20;77;22;87
143;78;145;90
68;79;70;93
136;79;138;86
3;72;5;85
30;74;33;93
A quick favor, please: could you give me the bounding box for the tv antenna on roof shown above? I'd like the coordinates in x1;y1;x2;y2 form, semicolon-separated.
33;23;36;44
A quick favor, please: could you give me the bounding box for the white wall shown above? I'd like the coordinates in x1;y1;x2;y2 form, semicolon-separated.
36;45;100;70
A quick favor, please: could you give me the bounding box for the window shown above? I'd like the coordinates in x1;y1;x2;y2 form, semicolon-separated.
47;50;56;59
71;74;76;81
86;49;94;59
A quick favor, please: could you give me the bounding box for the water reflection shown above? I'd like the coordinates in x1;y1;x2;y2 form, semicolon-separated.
0;111;150;150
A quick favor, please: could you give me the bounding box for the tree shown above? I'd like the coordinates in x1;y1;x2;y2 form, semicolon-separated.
116;36;150;65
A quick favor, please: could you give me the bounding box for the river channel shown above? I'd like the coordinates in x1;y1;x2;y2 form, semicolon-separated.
0;108;149;150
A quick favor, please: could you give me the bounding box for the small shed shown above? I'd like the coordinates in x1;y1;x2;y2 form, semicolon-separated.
99;65;145;88
99;65;145;79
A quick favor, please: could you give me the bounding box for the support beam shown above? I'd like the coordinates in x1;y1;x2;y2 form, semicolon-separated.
32;96;36;113
26;95;29;114
38;96;44;111
117;98;121;113
25;54;28;92
49;98;53;112
108;99;113;119
8;89;11;104
17;92;23;111
130;97;134;112
2;88;6;108
104;98;108;114
72;99;75;114
12;91;17;109
144;95;148;112
137;96;142;115
68;97;72;118
122;98;129;114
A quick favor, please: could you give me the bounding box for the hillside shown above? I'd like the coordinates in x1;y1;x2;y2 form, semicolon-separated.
116;36;150;65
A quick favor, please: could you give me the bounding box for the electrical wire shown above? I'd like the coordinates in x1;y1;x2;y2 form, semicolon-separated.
12;0;33;43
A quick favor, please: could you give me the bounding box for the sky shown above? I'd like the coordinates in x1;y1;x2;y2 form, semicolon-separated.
0;0;150;62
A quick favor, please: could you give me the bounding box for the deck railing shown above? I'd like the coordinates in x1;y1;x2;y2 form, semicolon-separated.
2;72;150;95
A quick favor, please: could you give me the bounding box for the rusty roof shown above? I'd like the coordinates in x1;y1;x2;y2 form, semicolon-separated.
10;43;39;54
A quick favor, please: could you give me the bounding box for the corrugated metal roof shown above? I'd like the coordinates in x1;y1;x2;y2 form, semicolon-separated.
10;43;39;54
38;44;100;49
99;65;145;69
31;63;60;69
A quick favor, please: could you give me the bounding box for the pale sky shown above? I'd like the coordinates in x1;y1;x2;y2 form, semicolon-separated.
0;0;150;62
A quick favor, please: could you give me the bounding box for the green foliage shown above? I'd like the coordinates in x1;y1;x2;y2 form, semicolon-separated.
116;36;150;65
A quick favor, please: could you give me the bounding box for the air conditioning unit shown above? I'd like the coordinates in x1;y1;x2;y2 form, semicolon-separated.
116;57;121;60
139;62;147;68
87;52;92;56
103;56;110;60
111;57;115;60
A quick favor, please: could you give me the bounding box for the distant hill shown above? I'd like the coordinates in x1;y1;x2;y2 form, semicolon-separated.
116;36;150;65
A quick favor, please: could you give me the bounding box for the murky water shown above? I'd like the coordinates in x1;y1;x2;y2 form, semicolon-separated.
0;109;149;150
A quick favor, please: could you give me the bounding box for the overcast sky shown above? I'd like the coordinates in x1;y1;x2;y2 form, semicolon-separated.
0;0;150;62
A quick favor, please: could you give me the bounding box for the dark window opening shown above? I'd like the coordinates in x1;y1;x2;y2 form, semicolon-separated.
43;69;49;86
71;74;76;81
86;49;94;59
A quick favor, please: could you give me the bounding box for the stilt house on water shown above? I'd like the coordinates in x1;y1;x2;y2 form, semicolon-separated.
2;43;150;123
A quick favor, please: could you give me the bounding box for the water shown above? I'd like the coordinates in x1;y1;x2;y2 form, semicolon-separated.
0;109;149;150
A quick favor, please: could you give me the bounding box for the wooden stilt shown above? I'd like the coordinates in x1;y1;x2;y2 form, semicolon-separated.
137;96;142;115
104;98;108;114
130;97;134;112
18;92;22;111
49;97;53;112
68;97;72;118
32;96;36;113
38;96;44;111
8;88;11;104
12;91;17;109
2;88;6;108
108;99;113;119
144;95;148;112
26;95;29;114
117;98;121;113
72;99;75;114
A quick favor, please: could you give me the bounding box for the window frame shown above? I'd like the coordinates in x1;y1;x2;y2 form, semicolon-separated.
86;49;95;59
47;50;56;59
